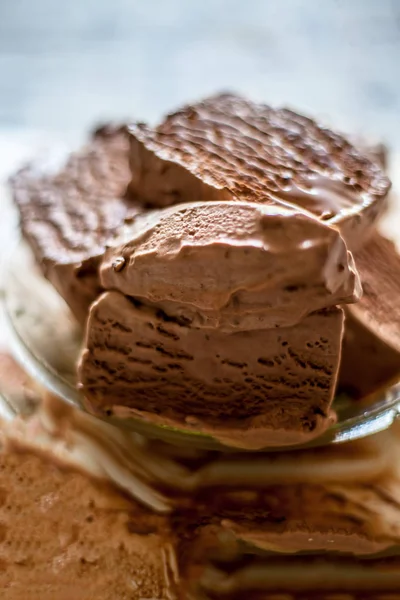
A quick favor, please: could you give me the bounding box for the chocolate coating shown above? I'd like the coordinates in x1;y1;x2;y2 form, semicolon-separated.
78;291;343;449
128;93;390;250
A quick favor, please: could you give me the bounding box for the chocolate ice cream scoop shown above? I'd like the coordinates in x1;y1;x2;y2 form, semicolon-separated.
10;126;141;323
128;93;390;251
78;291;343;449
101;200;360;330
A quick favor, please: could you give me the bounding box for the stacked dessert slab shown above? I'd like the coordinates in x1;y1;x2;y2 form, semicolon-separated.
4;93;400;598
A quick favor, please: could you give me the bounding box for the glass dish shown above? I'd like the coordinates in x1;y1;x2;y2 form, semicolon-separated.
3;242;400;452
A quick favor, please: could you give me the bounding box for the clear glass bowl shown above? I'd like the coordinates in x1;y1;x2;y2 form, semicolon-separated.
3;242;400;452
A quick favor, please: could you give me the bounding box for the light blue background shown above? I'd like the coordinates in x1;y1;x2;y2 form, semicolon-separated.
0;0;399;143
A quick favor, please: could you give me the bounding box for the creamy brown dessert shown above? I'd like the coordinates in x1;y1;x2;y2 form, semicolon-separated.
10;125;141;324
100;200;359;330
80;94;392;447
79;292;343;448
78;196;362;447
128;93;390;251
10;92;398;449
7;89;400;599
339;233;400;398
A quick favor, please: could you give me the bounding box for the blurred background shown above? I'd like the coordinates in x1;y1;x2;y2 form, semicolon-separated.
0;0;399;144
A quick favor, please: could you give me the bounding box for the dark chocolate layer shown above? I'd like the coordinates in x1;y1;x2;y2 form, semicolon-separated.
128;93;390;250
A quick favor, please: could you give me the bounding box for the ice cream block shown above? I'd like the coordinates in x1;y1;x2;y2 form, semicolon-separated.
128;93;390;251
101;200;360;330
78;291;344;449
83;198;362;447
339;233;400;398
10;125;141;323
